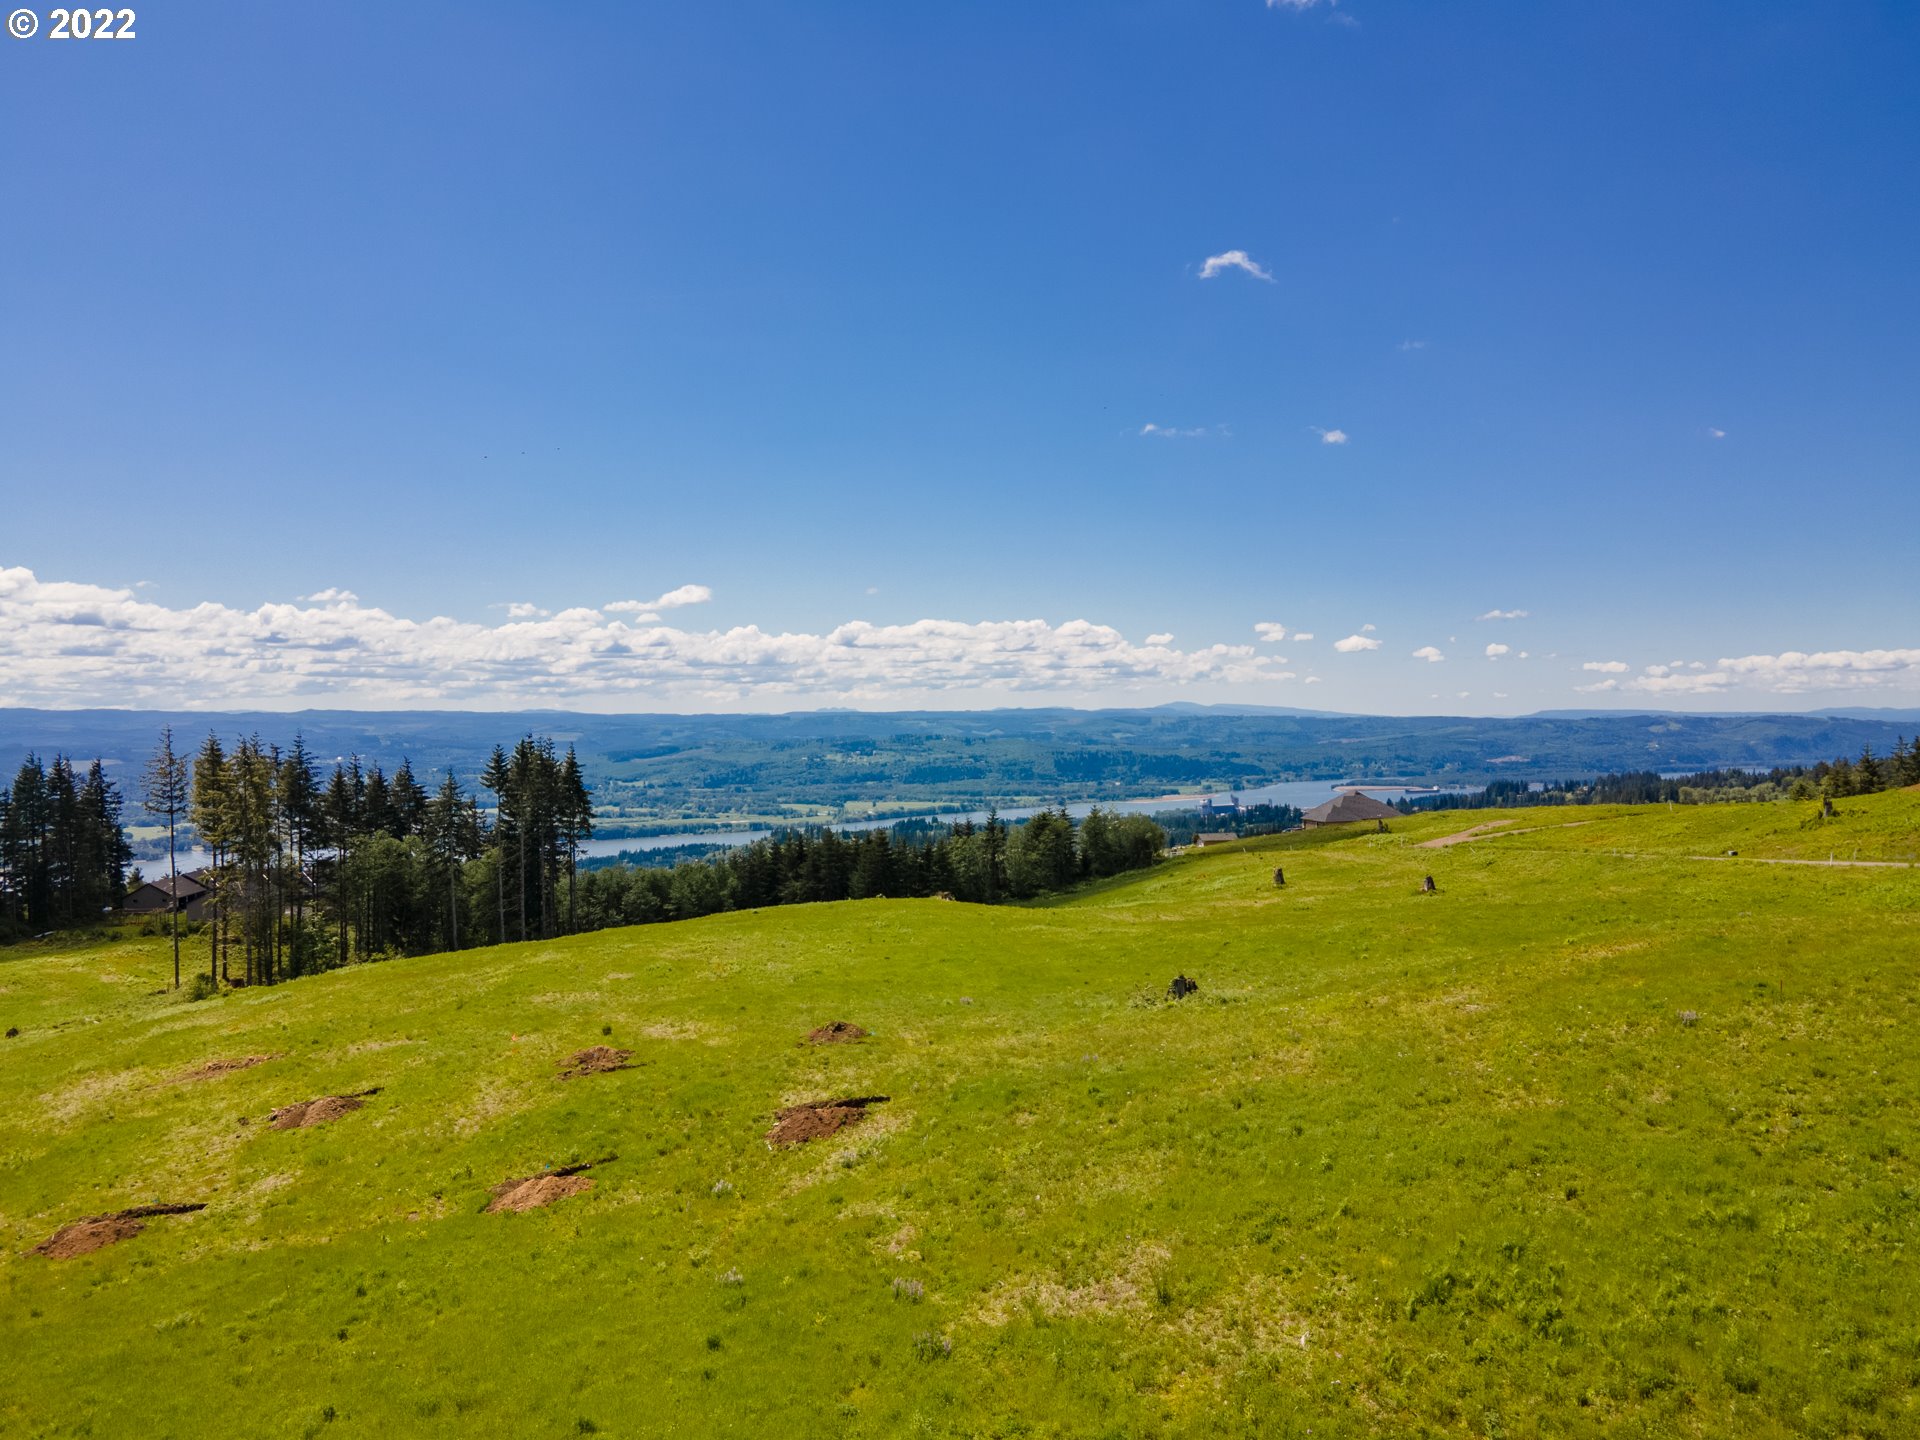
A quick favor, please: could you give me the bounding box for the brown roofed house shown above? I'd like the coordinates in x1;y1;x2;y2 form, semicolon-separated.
1300;791;1399;828
123;872;212;920
1193;832;1238;848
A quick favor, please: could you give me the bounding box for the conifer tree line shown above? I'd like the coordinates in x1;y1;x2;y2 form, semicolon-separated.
1810;739;1920;798
568;807;1166;932
1400;741;1920;816
181;732;591;985
0;755;133;935
0;725;1165;967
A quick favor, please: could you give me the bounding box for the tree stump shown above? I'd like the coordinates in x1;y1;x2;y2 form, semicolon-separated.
1421;875;1437;893
1167;974;1199;1001
1272;867;1285;887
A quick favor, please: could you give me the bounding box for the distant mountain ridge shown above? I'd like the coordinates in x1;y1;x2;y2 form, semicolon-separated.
1;708;1908;826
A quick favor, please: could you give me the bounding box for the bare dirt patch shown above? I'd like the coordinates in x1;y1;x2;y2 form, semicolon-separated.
767;1095;889;1148
560;1046;633;1078
806;1021;868;1045
177;1054;280;1083
33;1203;205;1260
486;1158;608;1213
269;1088;380;1130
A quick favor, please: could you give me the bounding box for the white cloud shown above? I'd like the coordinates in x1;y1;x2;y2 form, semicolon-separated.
1625;669;1732;695
1361;623;1376;633
1485;643;1510;658
653;584;714;610
1293;632;1314;642
303;587;358;605
1198;249;1273;282
1518;651;1529;659
506;602;550;619
1398;339;1428;351
1266;0;1337;9
1145;633;1174;647
865;586;880;595
1313;427;1349;445
1139;423;1213;439
1254;622;1288;643
1575;679;1618;693
1412;646;1445;663
1717;648;1920;693
1582;660;1629;674
1334;634;1381;653
605;584;713;618
1709;427;1727;439
1476;608;1527;621
0;565;1305;709
1303;676;1322;685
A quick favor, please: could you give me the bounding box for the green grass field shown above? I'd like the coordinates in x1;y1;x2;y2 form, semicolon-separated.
3;794;1917;1438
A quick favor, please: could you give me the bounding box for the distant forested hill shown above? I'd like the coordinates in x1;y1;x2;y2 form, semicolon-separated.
0;707;1911;834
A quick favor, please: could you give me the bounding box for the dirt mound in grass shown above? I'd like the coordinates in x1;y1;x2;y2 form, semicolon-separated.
486;1158;607;1213
34;1215;145;1258
767;1095;889;1148
560;1046;633;1078
178;1054;280;1083
806;1022;868;1045
269;1088;379;1129
487;1174;594;1212
33;1203;206;1259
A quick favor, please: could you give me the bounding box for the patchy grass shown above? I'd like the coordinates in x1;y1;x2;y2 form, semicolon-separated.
1;795;1916;1437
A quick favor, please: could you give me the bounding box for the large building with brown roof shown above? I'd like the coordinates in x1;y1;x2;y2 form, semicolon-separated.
1300;791;1399;828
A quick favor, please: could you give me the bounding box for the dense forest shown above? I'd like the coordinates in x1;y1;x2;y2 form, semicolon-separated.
569;807;1165;932
179;732;589;986
0;755;134;935
1396;739;1920;814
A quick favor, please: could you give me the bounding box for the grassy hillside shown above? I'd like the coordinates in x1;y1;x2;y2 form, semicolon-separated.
2;795;1917;1438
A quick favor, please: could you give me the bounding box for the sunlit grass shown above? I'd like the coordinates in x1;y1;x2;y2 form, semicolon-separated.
2;794;1916;1436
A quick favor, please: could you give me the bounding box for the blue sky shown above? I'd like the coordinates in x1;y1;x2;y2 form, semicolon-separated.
2;1;1916;713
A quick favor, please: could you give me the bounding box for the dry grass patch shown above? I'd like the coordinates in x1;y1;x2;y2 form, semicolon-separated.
974;1241;1172;1326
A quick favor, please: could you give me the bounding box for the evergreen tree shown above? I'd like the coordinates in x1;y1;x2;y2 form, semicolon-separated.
424;771;485;950
279;737;321;977
1;757;51;929
1825;756;1856;798
191;735;233;983
480;745;511;945
78;760;132;920
141;726;191;989
1856;745;1884;794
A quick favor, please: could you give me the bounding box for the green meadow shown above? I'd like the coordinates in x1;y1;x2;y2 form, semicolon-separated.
2;795;1917;1439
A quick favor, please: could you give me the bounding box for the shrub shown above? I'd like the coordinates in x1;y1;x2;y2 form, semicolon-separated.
911;1330;952;1361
